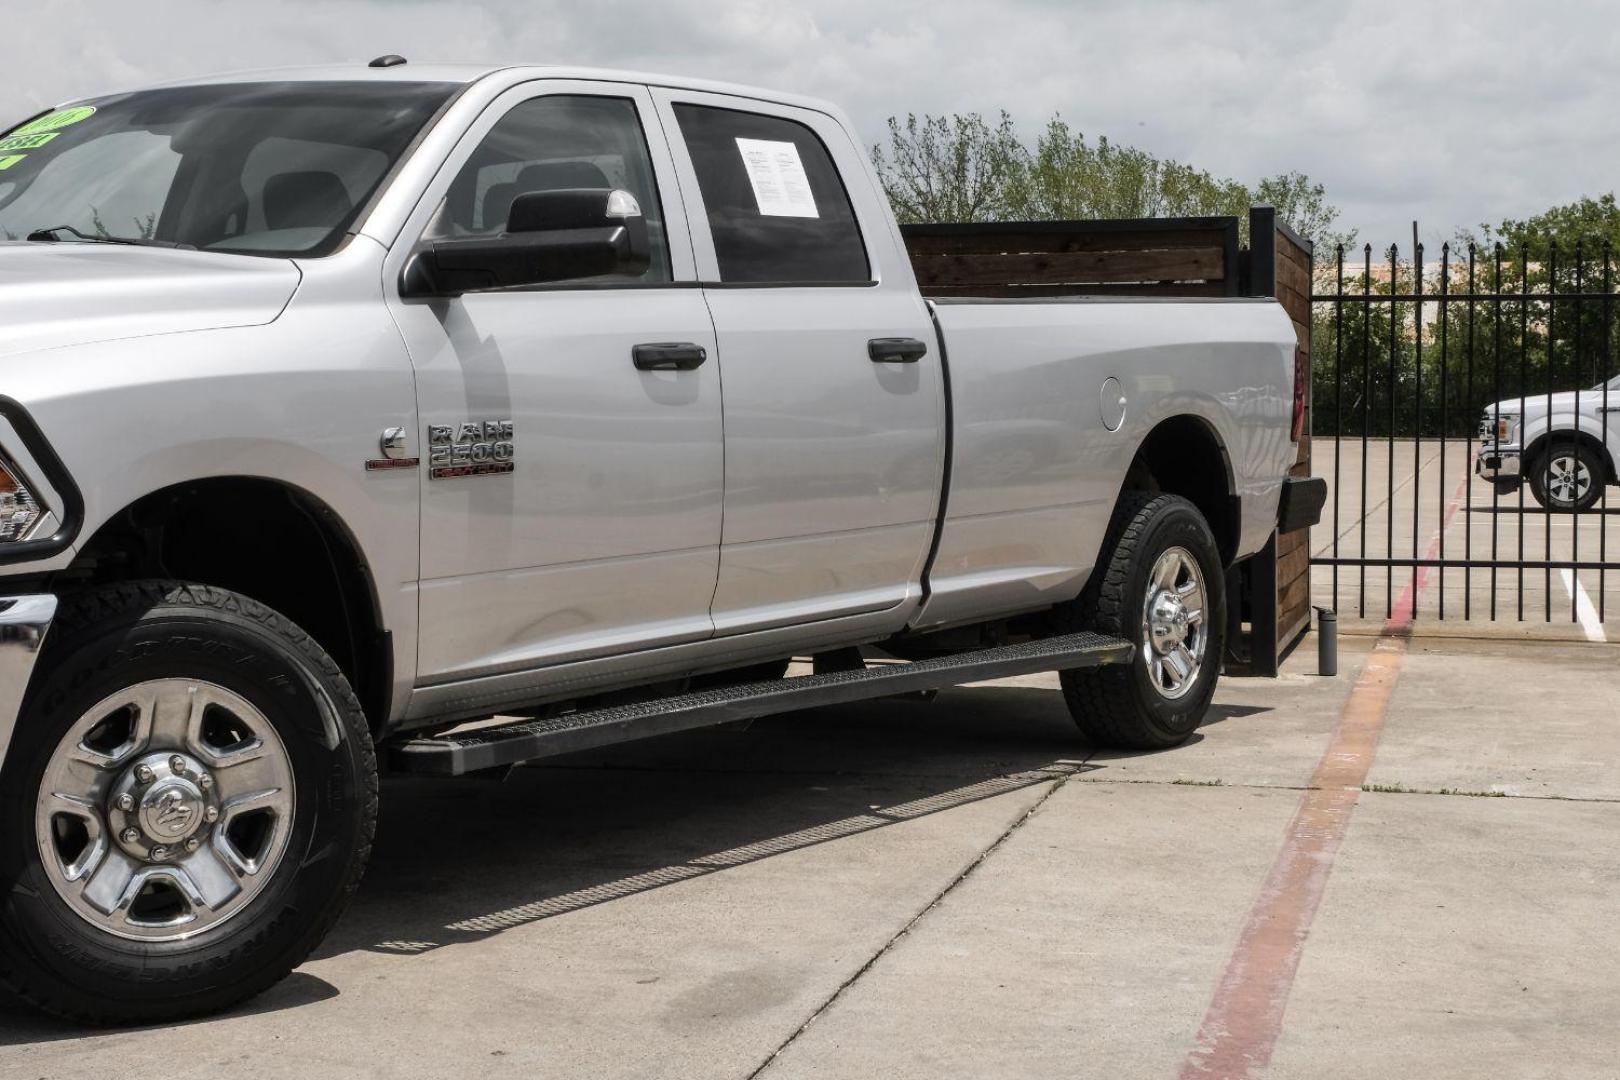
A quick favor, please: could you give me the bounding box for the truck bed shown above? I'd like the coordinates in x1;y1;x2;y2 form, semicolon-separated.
913;294;1299;631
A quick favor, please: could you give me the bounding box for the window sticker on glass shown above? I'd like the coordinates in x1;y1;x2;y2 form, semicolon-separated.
734;137;818;218
0;106;97;173
0;132;61;153
11;106;97;136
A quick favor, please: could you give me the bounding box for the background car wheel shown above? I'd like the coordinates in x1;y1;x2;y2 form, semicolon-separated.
1529;441;1605;513
1061;492;1225;750
0;581;377;1025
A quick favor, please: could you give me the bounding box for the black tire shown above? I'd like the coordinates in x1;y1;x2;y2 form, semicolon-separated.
1061;492;1225;750
1528;440;1606;513
0;581;377;1025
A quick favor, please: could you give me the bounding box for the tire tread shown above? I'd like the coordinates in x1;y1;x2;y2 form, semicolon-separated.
1061;493;1219;750
0;580;377;1026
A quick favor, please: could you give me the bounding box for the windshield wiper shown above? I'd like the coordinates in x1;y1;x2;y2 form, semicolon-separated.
25;224;192;249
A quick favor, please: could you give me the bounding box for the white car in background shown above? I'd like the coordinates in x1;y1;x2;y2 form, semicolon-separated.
1477;374;1620;512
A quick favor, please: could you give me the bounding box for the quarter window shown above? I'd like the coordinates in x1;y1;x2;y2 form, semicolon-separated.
673;104;869;285
426;95;671;285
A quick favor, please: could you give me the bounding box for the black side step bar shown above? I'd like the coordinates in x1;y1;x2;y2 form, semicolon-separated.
391;631;1133;777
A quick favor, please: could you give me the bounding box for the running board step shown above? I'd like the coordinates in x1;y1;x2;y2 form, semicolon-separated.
391;631;1133;777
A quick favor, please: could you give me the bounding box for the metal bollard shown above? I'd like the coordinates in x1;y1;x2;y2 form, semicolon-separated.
1316;607;1338;677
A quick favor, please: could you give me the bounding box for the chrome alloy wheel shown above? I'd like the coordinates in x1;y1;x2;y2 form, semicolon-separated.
34;680;295;942
1140;546;1207;700
1546;452;1593;506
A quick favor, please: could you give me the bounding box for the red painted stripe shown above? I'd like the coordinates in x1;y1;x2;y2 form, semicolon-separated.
1178;469;1469;1079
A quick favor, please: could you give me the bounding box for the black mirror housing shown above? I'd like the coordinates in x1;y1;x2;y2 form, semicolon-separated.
402;187;651;297
507;187;642;233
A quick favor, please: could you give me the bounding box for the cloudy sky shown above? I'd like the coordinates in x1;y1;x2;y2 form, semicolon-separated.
5;0;1617;249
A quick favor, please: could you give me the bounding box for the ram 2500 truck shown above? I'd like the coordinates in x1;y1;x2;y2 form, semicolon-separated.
0;61;1322;1023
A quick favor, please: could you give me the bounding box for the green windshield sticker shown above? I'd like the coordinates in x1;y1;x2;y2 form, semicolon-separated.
0;155;24;171
11;106;95;137
0;132;57;153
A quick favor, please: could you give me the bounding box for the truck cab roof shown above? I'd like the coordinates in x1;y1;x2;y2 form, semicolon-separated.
83;62;845;121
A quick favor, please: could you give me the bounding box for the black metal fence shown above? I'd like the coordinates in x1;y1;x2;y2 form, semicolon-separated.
1311;240;1620;626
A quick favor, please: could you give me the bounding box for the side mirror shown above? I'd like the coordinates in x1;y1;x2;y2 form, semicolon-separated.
401;187;651;297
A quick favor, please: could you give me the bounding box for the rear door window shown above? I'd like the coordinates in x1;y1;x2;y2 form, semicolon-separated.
672;104;868;284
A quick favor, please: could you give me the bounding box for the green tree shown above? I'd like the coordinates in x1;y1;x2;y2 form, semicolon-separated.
1314;244;1551;442
1312;253;1420;439
870;111;1354;251
1431;195;1620;436
1314;207;1620;444
1256;171;1357;253
1007;116;1252;223
1466;193;1620;256
870;112;1027;224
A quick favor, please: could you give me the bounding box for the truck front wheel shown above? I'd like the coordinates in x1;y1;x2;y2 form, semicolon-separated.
1528;440;1605;513
0;582;377;1024
1061;492;1225;750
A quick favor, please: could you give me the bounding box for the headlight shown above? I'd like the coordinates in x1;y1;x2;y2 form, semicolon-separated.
1483;415;1517;443
0;455;43;542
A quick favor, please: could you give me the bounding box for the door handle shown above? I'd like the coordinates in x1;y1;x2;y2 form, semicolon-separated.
633;342;708;371
868;337;927;363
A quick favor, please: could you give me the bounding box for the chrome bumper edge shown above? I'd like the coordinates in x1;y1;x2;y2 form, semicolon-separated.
1476;449;1522;481
0;594;57;772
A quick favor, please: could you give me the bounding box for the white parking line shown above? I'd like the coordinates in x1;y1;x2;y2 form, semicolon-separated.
1557;569;1607;642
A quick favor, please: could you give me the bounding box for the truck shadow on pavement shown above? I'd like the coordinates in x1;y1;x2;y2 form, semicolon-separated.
0;683;1265;1040
318;685;1255;961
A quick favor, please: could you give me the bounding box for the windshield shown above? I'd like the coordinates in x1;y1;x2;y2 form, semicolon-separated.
0;81;454;257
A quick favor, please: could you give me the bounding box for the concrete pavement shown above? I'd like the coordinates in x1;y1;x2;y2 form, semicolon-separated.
3;627;1615;1079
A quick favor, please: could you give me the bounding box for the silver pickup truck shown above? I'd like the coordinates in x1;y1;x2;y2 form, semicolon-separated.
0;61;1319;1022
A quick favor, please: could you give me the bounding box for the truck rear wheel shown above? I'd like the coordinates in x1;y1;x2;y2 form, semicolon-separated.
1061;492;1224;750
0;581;377;1024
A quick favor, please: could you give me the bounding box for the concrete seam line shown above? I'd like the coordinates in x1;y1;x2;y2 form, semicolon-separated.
745;773;1072;1080
1179;470;1470;1079
1071;775;1620;803
1359;788;1620;805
